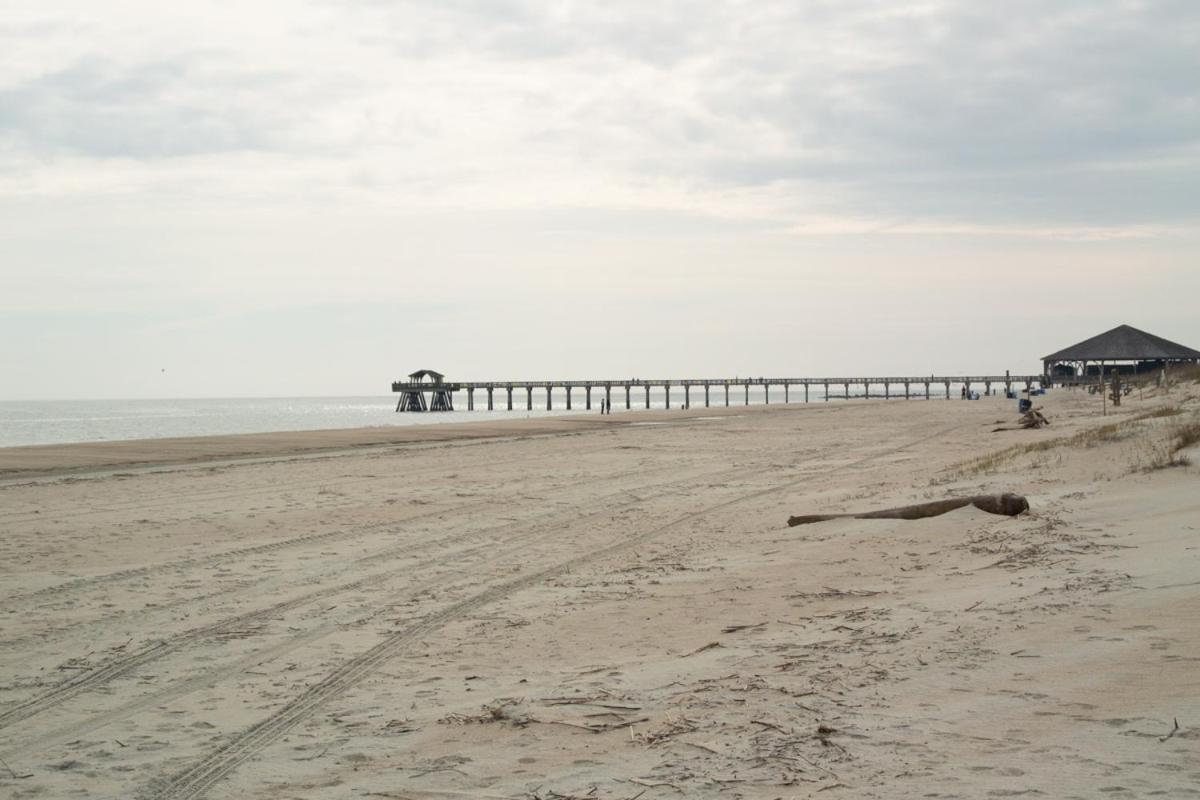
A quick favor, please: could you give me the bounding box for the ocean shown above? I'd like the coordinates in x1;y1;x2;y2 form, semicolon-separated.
0;387;865;448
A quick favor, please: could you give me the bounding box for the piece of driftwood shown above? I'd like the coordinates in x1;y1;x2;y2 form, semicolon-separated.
787;493;1029;527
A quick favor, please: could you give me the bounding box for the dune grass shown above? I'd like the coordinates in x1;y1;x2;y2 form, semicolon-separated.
944;404;1193;479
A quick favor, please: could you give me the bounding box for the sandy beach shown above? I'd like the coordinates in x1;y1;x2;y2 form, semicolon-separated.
1;389;1198;799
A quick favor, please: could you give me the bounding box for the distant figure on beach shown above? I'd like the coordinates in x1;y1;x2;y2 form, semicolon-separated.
961;385;967;399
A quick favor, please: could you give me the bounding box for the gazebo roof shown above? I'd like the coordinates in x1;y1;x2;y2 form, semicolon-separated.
1043;324;1200;362
407;369;446;381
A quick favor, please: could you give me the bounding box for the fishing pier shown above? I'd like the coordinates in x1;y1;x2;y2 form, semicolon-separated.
392;370;1045;412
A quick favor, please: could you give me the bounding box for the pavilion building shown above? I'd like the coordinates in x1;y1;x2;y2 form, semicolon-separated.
1042;324;1200;381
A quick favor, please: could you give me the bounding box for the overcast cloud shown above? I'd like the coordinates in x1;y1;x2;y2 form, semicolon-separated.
1;1;1197;398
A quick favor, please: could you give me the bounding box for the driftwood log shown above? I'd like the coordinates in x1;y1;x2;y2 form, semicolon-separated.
787;493;1029;527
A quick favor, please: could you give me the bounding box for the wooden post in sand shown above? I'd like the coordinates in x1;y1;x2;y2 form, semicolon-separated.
1101;361;1106;416
546;386;552;410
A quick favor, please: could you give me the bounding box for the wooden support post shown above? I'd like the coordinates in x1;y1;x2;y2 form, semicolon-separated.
566;386;572;410
744;383;750;405
725;383;729;406
605;385;612;410
546;386;552;411
765;384;769;404
944;381;950;399
844;382;849;399
905;382;910;399
665;384;671;408
685;384;690;408
885;382;889;400
586;385;592;410
625;384;631;409
527;387;533;410
824;381;829;401
785;384;789;403
705;384;710;407
468;388;474;411
487;387;493;411
985;381;991;396
506;387;513;410
805;383;809;403
645;385;651;408
925;382;930;399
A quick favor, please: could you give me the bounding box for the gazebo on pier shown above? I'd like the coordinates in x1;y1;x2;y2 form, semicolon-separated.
1043;324;1200;381
393;369;457;412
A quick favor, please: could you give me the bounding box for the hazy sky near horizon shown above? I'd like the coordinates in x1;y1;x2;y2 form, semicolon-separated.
2;0;1198;399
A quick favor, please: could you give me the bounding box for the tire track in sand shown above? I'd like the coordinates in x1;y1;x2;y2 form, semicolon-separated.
141;424;962;800
0;470;704;732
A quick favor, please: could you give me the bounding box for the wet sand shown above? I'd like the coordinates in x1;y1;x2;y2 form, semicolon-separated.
1;390;1197;798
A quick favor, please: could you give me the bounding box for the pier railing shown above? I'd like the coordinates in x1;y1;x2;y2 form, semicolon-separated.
392;375;1045;412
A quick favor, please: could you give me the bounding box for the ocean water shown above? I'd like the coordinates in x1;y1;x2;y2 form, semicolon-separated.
0;385;904;448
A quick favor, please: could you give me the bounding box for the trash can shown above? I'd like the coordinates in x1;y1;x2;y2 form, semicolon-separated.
1018;398;1032;413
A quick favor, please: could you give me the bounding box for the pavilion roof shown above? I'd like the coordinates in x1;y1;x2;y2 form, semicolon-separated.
1043;324;1200;362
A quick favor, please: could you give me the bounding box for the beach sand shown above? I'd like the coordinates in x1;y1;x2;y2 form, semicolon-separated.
1;389;1197;798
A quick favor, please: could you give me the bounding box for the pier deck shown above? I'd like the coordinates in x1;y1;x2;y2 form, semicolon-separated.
391;375;1045;411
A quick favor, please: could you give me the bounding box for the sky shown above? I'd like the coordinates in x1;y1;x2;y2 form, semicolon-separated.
1;0;1198;400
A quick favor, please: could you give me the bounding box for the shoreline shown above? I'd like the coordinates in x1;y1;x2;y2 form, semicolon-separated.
0;403;795;478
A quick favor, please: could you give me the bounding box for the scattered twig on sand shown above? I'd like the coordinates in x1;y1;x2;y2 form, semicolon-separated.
542;717;650;734
721;622;767;634
293;743;334;762
817;782;850;792
683;641;722;656
788;587;884;599
964;600;984;611
0;756;33;780
439;699;530;727
633;715;698;746
751;719;789;734
1159;717;1181;742
628;777;682;791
